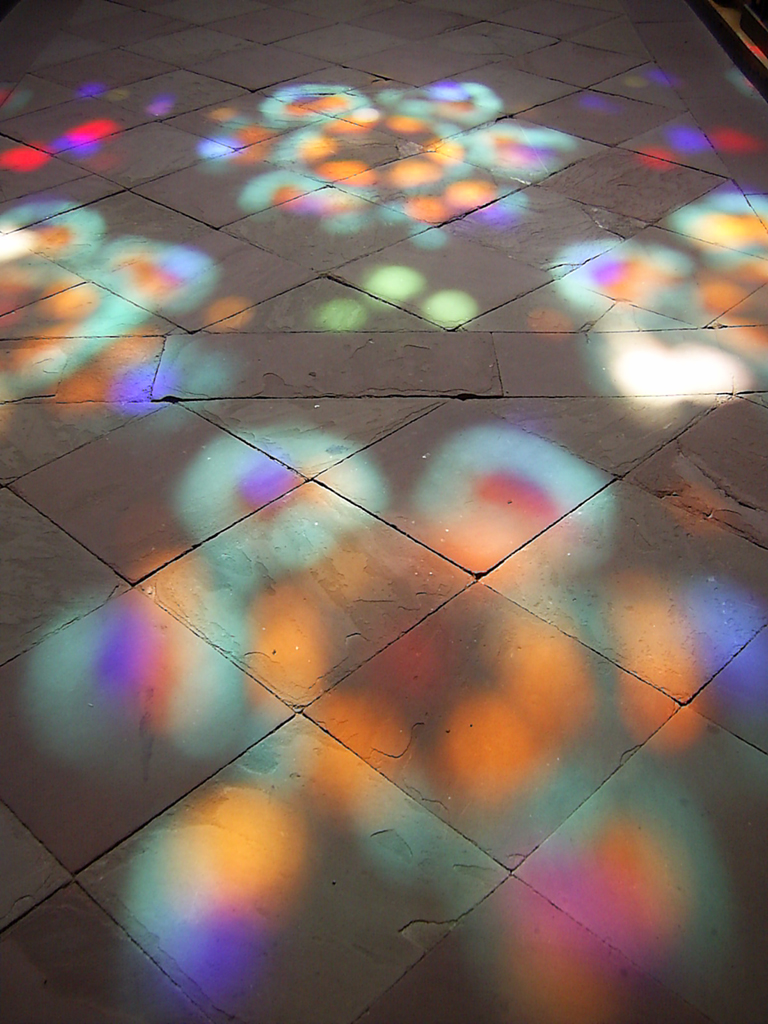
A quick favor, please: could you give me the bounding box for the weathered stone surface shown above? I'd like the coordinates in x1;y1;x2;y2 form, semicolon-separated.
0;803;69;930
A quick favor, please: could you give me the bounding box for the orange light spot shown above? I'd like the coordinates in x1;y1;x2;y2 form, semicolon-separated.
315;159;369;181
444;179;497;211
386;115;427;134
403;196;447;223
250;582;328;703
387;158;444;188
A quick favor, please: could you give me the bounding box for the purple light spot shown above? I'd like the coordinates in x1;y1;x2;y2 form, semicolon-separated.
428;81;470;102
239;456;294;507
197;137;235;159
166;912;265;995
470;202;522;229
146;94;175;117
667;125;709;153
94;606;151;699
579;94;618;113
646;68;673;86
592;257;624;289
77;82;106;98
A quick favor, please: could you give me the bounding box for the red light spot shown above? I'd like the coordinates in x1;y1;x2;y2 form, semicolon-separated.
635;147;677;170
709;127;764;155
475;472;558;519
0;145;50;171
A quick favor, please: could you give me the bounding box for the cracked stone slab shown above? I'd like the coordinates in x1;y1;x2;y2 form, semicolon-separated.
0;885;212;1023
0;802;69;930
0;588;290;871
310;584;674;865
517;709;768;1024
80;715;505;1024
14;403;302;583
153;331;499;398
486;481;768;700
194;396;443;476
360;875;710;1023
141;481;469;705
318;400;610;573
337;233;551;328
0;400;159;482
0;488;125;666
628;398;768;547
542;148;724;223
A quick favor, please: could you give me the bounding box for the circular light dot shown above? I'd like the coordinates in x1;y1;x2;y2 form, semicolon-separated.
421;290;478;327
363;265;425;303
314;298;367;331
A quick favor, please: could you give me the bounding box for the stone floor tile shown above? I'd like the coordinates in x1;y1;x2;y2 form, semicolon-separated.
361;875;710;1024
510;40;642;89
0;885;212;1023
0;488;124;666
31;33;110;71
310;585;674;863
496;0;617;37
279;23;399;60
195;396;441;475
489;330;601;394
452;61;576;114
0;97;147;152
35;49;174;91
57;121;203;187
80;716;504;1024
156;0;260;23
0;802;69;930
435;23;557;60
661;182;768;259
560;225;768;328
103;68;246;120
693;627;768;756
486;481;768;700
570;15;650;56
350;3;472;39
14;403;302;582
492;394;710;475
542;148;723;222
0;174;122;226
0;140;90;202
0;400;158;482
154;330;498;398
346;43;495;87
628;397;768;547
621;113;731;176
0;76;74;122
338;233;551;328
210;7;330;43
524;90;675;146
191;42;328;90
319;400;609;573
206;278;436;333
75;9;187;46
71;0;151;22
127;25;250;66
467;282;613;332
517;709;768;1024
141;484;469;704
0;588;290;870
448;186;644;272
0;250;83;318
593;62;688;110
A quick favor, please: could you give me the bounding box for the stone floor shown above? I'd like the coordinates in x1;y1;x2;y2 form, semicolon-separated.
2;0;768;1021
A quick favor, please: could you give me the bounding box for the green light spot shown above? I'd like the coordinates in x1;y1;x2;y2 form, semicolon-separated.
314;298;367;331
421;290;478;327
363;265;425;303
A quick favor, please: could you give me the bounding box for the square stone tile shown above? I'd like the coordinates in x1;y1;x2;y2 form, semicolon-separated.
195;396;441;475
57;121;203;186
81;716;504;1024
279;23;399;60
570;15;650;56
191;42;328;90
75;9;187;46
31;33;110;71
0;139;90;202
0;400;158;483
153;330;498;398
542;148;723;222
319;400;610;573
497;0;616;36
487;329;610;396
0;98;147;152
452;61;576;114
511;40;642;88
156;0;261;22
205;278;435;333
351;3;471;39
0;886;212;1022
661;182;768;260
593;62;687;110
621;113;730;176
628;398;768;546
435;22;557;59
127;25;250;66
524;89;675;145
165;90;297;146
286;0;393;16
560;226;768;327
0;174;122;227
141;483;469;704
0;589;290;869
448;186;644;273
310;585;674;863
0;76;74;122
0;488;124;666
104;68;246;119
517;709;768;1024
487;481;768;700
35;49;174;91
468;285;612;332
346;43;494;87
0;249;83;319
361;875;711;1024
0;802;69;930
338;234;551;328
14;403;302;582
210;8;331;43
